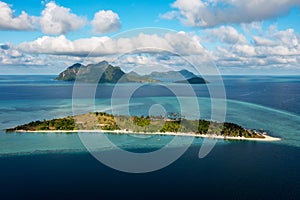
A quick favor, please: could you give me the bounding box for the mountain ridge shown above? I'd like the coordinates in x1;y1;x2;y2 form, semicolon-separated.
56;61;207;84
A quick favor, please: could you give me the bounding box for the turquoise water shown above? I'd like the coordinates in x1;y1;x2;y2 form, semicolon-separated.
1;96;299;155
0;75;299;153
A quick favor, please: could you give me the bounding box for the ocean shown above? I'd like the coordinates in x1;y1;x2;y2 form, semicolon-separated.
0;75;299;199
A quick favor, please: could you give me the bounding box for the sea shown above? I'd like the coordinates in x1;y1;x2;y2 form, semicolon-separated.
0;75;299;199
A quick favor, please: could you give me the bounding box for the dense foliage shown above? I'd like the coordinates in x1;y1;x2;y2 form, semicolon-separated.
55;61;206;84
6;112;265;138
6;117;75;132
56;61;159;83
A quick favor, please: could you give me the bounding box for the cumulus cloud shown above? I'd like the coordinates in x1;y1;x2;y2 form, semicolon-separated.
91;10;121;34
273;28;299;47
0;44;22;64
205;26;248;44
210;25;300;72
0;43;47;66
0;1;123;35
16;26;300;73
17;35;109;56
0;43;88;75
40;2;87;34
0;1;37;30
17;32;205;56
8;23;300;74
162;0;300;27
110;53;176;74
253;36;276;46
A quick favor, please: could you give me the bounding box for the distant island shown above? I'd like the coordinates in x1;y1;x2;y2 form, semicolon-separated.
55;61;208;84
6;112;280;141
175;77;207;84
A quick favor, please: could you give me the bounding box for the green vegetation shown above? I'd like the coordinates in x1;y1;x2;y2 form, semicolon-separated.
55;63;82;81
56;61;159;83
6;112;265;139
55;61;207;84
160;121;180;132
6;117;75;132
133;115;150;127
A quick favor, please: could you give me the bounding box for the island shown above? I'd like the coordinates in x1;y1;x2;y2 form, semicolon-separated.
175;77;208;84
6;112;280;141
55;61;207;84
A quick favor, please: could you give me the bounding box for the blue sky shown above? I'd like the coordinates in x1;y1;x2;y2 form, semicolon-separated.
0;0;300;74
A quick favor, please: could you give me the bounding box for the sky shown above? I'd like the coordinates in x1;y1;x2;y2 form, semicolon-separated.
0;0;300;75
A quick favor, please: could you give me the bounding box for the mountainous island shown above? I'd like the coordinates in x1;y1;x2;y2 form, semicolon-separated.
6;112;280;141
55;61;207;84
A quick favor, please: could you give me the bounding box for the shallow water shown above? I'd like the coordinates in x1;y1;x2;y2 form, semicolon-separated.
0;95;299;156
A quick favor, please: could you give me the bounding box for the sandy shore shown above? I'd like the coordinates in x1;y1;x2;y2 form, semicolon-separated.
15;129;281;142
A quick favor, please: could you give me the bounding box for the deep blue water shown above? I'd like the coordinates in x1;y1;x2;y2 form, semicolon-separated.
0;75;299;199
0;144;299;199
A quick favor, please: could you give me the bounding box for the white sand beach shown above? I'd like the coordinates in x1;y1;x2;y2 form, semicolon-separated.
15;129;281;141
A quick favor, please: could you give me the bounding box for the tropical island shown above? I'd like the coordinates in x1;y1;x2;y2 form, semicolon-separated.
55;61;208;84
6;112;280;141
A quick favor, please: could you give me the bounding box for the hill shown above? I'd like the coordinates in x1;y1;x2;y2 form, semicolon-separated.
56;61;207;84
148;69;198;82
56;61;159;83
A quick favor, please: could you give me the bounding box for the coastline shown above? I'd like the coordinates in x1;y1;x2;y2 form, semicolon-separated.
14;129;281;142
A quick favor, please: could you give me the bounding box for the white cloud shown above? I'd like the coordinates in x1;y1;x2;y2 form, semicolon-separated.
15;32;210;74
0;43;46;66
18;35;110;56
0;1;37;30
6;24;300;74
201;24;300;73
162;0;300;27
0;1;122;34
253;36;276;46
159;11;177;20
40;2;87;34
0;43;89;75
233;45;256;57
273;28;299;47
91;10;121;34
0;45;20;65
251;26;299;47
242;22;264;35
205;26;248;44
17;32;205;56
